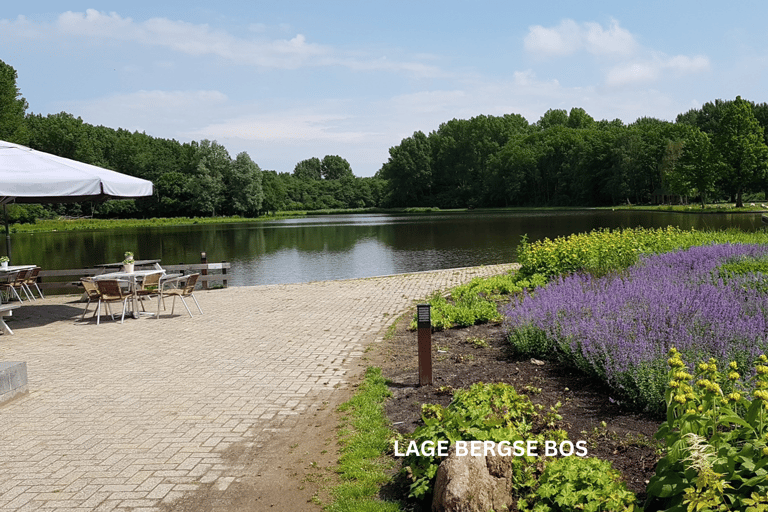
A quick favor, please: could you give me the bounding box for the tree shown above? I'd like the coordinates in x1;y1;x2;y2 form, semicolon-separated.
293;157;322;180
712;96;768;207
0;60;29;144
378;131;433;206
222;152;263;216
185;140;229;216
260;170;287;213
567;107;595;129
536;109;568;130
665;127;720;207
320;155;354;180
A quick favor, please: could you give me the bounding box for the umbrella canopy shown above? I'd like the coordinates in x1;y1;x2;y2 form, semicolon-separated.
0;140;153;204
0;140;155;261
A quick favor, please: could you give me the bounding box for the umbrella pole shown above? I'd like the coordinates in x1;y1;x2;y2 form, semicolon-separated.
4;204;10;263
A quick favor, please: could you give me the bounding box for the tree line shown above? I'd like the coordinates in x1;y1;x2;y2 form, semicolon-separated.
3;57;768;220
377;100;768;209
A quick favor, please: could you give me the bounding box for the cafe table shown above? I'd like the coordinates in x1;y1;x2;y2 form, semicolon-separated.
92;268;166;319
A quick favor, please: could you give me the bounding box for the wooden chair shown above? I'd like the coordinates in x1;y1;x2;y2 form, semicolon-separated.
135;271;163;311
79;278;102;321
0;271;27;302
23;267;44;299
95;279;134;324
157;273;202;318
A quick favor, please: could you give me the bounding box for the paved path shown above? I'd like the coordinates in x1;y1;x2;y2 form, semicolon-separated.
0;264;517;511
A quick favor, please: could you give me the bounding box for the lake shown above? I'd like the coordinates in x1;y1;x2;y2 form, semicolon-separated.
18;210;767;287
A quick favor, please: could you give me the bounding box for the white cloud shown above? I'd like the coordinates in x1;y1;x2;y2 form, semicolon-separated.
524;20;581;57
665;54;710;73
63;90;230;133
196;115;367;144
583;20;637;56
525;19;636;58
606;54;710;87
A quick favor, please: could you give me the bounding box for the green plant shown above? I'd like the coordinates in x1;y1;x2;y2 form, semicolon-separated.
521;456;637;512
0;256;8;263
467;336;489;348
645;349;768;512
408;271;545;331
122;251;134;264
401;382;566;501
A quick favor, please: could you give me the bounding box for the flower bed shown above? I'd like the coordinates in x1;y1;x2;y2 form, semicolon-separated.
505;243;768;413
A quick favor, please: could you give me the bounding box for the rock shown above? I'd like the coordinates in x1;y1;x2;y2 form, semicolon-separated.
432;443;515;512
530;358;545;366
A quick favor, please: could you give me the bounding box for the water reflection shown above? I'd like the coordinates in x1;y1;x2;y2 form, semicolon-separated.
19;210;766;287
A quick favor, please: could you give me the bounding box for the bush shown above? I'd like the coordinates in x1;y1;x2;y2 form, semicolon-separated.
523;456;637;512
645;349;768;512
506;244;768;414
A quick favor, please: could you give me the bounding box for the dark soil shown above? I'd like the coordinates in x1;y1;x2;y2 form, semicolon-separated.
377;313;663;509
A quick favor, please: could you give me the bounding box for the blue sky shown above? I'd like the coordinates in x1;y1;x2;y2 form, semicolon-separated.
2;1;766;176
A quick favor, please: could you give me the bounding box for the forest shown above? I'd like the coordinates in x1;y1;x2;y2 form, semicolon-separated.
3;58;768;221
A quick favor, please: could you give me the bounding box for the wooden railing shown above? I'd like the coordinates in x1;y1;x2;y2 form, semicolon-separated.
33;254;230;294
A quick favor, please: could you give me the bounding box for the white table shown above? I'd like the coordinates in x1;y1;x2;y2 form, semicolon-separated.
92;269;166;319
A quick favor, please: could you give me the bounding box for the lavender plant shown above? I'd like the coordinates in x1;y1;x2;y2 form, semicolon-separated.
505;244;768;413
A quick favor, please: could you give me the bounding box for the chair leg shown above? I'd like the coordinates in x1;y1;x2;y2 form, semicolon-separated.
120;297;129;324
179;296;193;317
96;299;102;325
190;293;203;314
81;299;91;321
21;284;34;301
10;287;22;303
34;283;44;299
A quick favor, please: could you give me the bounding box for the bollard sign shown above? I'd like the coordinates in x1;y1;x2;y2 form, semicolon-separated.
417;304;431;328
416;304;432;386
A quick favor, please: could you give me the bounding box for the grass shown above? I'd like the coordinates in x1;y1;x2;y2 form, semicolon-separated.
9;213;307;233
325;367;402;512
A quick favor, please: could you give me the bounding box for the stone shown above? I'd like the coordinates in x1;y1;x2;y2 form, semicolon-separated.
0;361;28;405
432;443;515;512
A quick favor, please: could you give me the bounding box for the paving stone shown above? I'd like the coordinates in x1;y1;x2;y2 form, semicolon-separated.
0;264;517;510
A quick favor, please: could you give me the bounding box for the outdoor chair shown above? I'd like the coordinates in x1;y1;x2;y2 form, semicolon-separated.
0;271;29;302
157;273;202;318
95;279;134;325
23;267;44;299
135;271;163;311
79;278;102;321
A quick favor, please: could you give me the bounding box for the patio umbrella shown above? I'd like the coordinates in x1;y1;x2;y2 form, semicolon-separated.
0;140;155;260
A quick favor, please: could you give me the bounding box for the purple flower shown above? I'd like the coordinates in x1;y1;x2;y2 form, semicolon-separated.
505;244;768;411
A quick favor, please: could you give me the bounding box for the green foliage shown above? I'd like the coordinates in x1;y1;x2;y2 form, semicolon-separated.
0;59;29;144
515;226;768;280
713;96;768;208
645;349;768;512
409;272;546;331
402;382;566;500
523;457;636;512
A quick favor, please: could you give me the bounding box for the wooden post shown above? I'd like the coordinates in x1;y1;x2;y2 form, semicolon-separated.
222;260;228;287
200;252;208;290
416;304;432;386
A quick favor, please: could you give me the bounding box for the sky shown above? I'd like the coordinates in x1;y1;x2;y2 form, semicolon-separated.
2;1;767;177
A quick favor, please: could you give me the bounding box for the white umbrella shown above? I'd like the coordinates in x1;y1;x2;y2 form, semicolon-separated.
0;140;155;259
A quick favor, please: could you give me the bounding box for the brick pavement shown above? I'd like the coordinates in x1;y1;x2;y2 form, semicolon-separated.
0;264;517;511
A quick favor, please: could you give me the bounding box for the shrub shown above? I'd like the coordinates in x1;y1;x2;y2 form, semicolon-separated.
645;349;768;512
409;272;546;331
506;244;768;413
522;456;637;512
515;226;768;280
